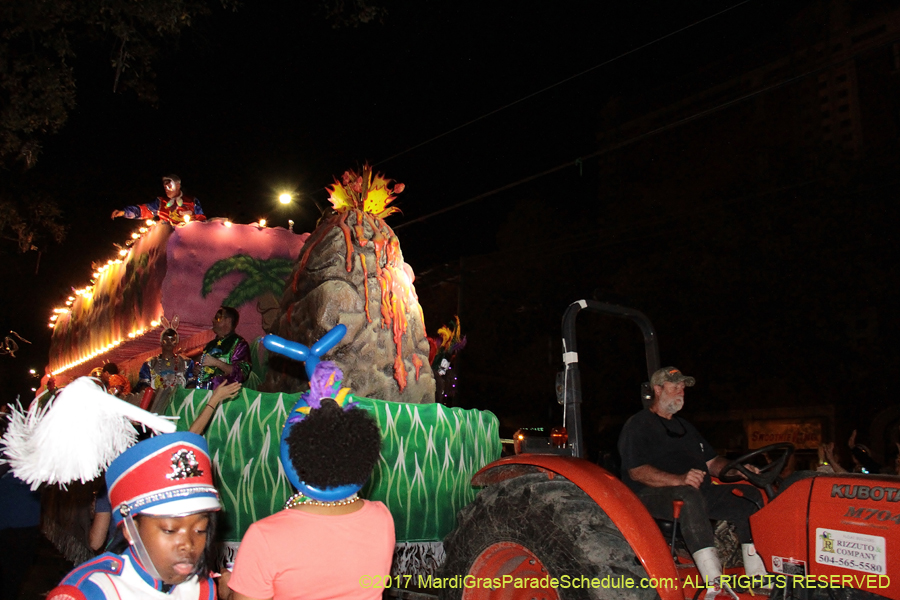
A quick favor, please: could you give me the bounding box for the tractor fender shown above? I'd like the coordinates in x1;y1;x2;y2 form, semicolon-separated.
473;454;683;600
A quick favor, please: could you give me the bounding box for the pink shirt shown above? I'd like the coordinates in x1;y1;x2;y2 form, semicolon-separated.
229;500;395;600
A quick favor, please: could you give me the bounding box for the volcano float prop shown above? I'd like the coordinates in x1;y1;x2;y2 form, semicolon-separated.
264;165;435;403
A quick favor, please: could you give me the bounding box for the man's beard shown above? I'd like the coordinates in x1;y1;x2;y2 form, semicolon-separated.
661;398;683;416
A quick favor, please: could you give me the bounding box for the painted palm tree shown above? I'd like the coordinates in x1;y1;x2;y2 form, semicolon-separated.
202;255;294;308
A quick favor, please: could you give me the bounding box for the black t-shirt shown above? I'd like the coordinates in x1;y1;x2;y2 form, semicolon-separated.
618;408;718;493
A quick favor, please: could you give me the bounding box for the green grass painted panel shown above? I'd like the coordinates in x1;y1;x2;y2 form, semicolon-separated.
166;389;500;543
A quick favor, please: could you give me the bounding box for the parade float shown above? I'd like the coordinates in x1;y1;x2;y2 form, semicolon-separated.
44;167;500;576
47;218;308;386
33;172;900;600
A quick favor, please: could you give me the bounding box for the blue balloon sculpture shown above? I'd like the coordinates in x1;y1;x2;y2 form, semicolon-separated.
262;324;347;380
279;409;361;501
264;325;361;501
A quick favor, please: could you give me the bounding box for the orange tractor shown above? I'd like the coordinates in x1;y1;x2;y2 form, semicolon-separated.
438;300;899;600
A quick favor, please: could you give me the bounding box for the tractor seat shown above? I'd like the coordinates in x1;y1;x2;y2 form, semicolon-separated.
654;518;693;563
655;518;678;538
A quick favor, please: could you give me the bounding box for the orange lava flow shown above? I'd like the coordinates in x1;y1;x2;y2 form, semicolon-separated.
337;212;354;272
359;253;371;323
389;267;410;390
343;211;414;391
353;213;369;247
378;260;394;325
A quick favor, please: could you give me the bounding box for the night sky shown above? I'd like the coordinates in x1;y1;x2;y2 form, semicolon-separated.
2;0;895;460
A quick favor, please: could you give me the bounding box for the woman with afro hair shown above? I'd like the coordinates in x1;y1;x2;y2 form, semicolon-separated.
224;366;394;600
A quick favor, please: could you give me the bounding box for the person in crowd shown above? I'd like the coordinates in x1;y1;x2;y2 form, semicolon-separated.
0;408;42;600
47;432;222;600
189;382;242;435
816;442;847;474
111;175;206;225
618;367;765;599
90;485;113;553
194;307;251;390
135;326;196;393
0;469;42;600
93;363;131;398
26;377;133;564
33;366;57;405
106;377;132;399
222;363;394;600
847;429;882;474
89;378;233;557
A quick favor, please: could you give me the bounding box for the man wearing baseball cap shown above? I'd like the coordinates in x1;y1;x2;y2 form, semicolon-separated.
47;433;221;600
618;367;766;599
111;175;206;225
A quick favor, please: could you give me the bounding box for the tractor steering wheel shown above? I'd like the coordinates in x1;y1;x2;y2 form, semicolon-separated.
717;442;794;498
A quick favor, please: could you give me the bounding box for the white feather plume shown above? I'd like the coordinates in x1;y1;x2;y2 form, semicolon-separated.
1;377;177;490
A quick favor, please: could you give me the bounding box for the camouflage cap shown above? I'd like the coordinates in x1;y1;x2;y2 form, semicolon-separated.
650;366;696;387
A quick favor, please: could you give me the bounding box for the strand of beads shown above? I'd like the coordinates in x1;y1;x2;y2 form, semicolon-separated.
283;491;360;510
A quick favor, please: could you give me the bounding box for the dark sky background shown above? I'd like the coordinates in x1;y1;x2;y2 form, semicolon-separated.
5;0;894;458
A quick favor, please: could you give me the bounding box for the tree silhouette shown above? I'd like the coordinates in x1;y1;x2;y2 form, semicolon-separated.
0;0;239;169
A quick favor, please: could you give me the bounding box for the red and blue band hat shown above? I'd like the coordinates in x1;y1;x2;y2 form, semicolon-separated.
106;432;220;526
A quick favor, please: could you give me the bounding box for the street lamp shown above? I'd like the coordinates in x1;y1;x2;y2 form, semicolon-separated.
279;193;292;205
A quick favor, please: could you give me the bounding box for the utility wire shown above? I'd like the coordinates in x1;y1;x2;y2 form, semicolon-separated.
463;178;820;272
458;172;900;274
394;67;819;230
374;0;754;167
394;34;900;231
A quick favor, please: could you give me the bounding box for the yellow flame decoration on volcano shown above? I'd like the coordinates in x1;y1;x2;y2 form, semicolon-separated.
327;163;404;219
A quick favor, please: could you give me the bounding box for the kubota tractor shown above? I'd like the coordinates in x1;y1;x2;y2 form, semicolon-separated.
438;300;899;600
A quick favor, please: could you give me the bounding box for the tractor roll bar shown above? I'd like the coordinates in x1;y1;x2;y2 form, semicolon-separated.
560;300;661;458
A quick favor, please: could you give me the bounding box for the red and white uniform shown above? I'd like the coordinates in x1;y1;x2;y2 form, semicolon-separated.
48;548;215;600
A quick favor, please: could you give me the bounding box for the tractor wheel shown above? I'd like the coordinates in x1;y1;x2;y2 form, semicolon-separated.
440;473;657;600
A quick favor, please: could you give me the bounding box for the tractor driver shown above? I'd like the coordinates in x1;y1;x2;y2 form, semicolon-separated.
618;367;767;597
